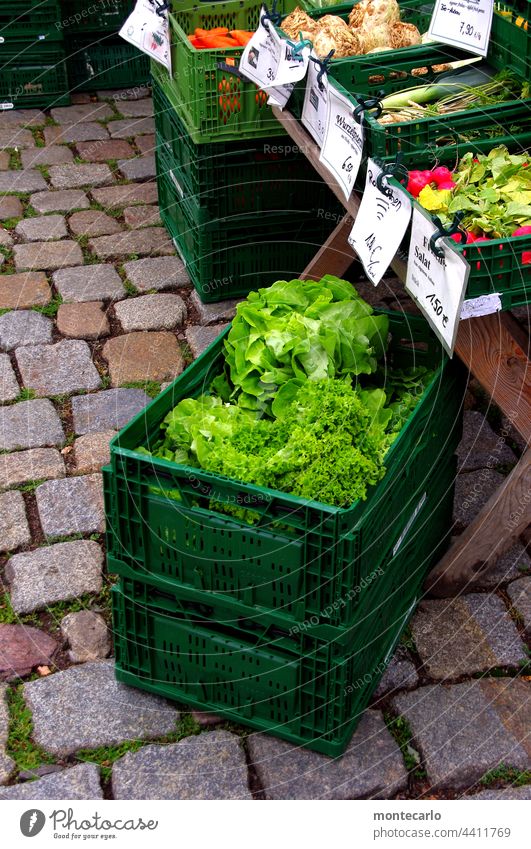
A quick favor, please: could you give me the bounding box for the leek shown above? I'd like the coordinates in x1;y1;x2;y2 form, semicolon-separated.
381;62;495;110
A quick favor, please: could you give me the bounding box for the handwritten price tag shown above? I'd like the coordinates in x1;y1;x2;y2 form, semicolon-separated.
319;82;364;201
348;160;412;286
120;0;171;73
301;55;329;146
405;205;470;356
240;10;281;88
428;0;494;57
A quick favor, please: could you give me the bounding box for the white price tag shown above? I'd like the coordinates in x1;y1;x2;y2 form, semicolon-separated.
461;292;502;319
428;0;494;57
348;160;412;286
266;83;294;109
301;56;329;146
120;0;171;73
319;82;364;201
273;36;311;86
405;205;470;356
240;10;281;89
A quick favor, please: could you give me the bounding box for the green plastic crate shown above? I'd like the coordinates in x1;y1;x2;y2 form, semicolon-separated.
104;309;464;629
60;0;132;32
153;0;298;143
0;1;62;40
65;35;150;91
111;459;455;756
0;58;70;108
153;72;340;219
156;149;343;301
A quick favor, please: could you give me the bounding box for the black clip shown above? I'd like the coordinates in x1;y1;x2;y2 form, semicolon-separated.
376;152;409;195
353;94;383;126
309;50;334;90
261;0;281;31
429;212;466;258
151;0;169;16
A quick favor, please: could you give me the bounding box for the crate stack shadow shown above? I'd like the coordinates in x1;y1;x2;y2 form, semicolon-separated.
0;1;70;108
104;313;465;755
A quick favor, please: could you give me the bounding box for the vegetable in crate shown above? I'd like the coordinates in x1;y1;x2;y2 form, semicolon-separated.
140;277;434;508
188;27;254;49
282;1;421;58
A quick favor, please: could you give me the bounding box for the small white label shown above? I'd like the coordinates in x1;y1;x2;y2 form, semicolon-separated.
266;82;294;109
393;492;427;557
301;56;329;147
428;0;494;57
169;169;185;199
461;292;503;319
272;33;311;87
319;82;364;201
119;0;172;74
0;102;14;111
348;160;412;286
240;11;281;89
405;205;470;356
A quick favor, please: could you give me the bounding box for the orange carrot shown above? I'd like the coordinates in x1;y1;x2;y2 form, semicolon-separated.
194;26;229;36
229;30;253;46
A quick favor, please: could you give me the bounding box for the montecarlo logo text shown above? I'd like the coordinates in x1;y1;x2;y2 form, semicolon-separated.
49;808;158;836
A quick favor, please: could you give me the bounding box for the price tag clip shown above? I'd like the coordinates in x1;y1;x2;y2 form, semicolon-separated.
352;94;384;126
309;50;335;89
375;152;409;196
429;212;467;258
260;1;282;31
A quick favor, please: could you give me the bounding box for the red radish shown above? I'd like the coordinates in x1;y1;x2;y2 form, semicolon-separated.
437;180;456;190
466;232;477;243
431;166;453;184
407;176;426;197
512;226;531;237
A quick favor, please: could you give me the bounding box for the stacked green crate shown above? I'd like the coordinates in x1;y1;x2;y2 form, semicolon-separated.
0;1;70;107
61;0;149;91
104;311;464;755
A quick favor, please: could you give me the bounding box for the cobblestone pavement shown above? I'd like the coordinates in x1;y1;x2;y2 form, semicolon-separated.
0;91;530;801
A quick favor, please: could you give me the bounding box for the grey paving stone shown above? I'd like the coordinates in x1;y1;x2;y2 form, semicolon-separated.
0;448;65;490
35;473;105;538
72;430;114;474
49;163;113;190
0;490;30;552
45;123;110;144
186;324;229;358
76;138;135;162
457;411;517;472
0;128;34;149
88;227;173;259
15;339;101;396
123;255;189;292
109;117;155;138
21;146;74;168
453;469;506;529
114;293;186;331
123;204;160;228
102;331;183;386
0;227;13;248
56;301;110;340
393;679;531;791
117;98;153;117
0;110;45;128
72;388;149;434
0;310;52;351
0;170;47;193
0;684;15;784
0;764;103;799
24;661;179;756
190;290;240;325
248;710;408;799
15;214;67;242
0;196;23;219
411;594;526;680
30;189;90;214
91;182;158;208
0;271;51;310
469;544;531;590
507;577;531;632
0;353;19;402
373;654;419;699
61;610;111;663
14;240;83;271
69;209;123;237
135;134;155;155
51;103;114;124
466;785;531;800
53;264;125;303
6;540;103;613
118;154;156;181
0;399;64;451
112;730;251;800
